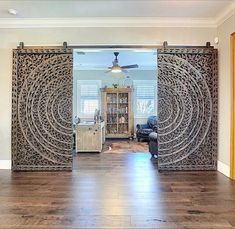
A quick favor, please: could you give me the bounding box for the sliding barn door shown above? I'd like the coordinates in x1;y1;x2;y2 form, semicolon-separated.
12;48;73;170
157;48;218;170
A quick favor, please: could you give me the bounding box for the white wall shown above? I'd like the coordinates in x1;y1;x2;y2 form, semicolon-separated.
0;27;217;161
217;14;235;167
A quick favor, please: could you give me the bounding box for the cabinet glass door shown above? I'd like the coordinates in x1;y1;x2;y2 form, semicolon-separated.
106;93;118;135
118;93;129;134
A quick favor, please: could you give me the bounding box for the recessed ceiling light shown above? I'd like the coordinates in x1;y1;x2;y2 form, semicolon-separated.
8;9;17;15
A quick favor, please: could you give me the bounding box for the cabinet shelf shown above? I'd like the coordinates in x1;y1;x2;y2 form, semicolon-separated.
101;88;133;138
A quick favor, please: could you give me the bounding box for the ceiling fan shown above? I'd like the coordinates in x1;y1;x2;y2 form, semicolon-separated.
106;52;139;73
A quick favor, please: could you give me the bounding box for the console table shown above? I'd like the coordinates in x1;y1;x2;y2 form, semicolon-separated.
75;121;105;153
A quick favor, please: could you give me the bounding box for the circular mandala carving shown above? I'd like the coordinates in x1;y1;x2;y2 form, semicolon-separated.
17;54;73;165
158;54;212;166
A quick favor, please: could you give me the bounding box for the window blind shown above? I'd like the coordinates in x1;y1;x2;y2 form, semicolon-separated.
77;80;101;118
133;80;157;118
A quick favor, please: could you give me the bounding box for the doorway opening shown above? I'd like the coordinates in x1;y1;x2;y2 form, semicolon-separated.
72;48;158;167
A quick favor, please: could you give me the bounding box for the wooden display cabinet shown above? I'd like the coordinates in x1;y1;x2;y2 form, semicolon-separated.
101;88;133;138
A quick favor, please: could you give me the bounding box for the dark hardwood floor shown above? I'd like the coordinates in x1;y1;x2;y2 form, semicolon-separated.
0;152;235;228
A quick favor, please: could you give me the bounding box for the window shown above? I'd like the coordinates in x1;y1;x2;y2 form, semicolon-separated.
133;80;157;118
77;80;101;118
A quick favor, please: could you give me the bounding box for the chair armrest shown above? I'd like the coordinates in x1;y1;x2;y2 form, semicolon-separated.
152;125;158;132
136;124;149;130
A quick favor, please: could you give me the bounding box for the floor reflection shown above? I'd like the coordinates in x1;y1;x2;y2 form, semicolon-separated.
72;152;165;218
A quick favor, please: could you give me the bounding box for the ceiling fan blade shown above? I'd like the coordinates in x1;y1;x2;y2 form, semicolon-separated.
121;64;139;69
105;70;112;73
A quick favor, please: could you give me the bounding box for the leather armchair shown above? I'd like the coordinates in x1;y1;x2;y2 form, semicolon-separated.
136;115;157;142
149;132;158;158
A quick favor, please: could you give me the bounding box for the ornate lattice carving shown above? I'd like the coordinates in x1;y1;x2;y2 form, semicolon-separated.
12;49;73;170
157;48;218;170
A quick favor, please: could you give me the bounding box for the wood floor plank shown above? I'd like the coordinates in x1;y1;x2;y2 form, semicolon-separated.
0;152;235;228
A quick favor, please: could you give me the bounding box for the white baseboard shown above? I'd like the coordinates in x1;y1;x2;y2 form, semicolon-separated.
217;160;230;178
0;160;11;169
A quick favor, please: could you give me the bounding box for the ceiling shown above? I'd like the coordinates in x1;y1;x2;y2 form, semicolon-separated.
0;0;233;18
73;49;157;71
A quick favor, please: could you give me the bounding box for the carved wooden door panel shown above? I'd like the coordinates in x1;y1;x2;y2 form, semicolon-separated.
157;48;218;170
12;48;73;170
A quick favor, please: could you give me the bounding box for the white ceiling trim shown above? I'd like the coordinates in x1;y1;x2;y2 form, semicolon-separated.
215;1;235;26
0;3;235;29
0;17;217;29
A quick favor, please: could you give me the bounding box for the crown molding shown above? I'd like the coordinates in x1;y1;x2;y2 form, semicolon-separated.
0;17;217;29
215;1;235;26
0;3;235;29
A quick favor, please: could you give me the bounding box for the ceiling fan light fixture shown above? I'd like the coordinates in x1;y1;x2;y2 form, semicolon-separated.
106;52;138;74
111;65;122;73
